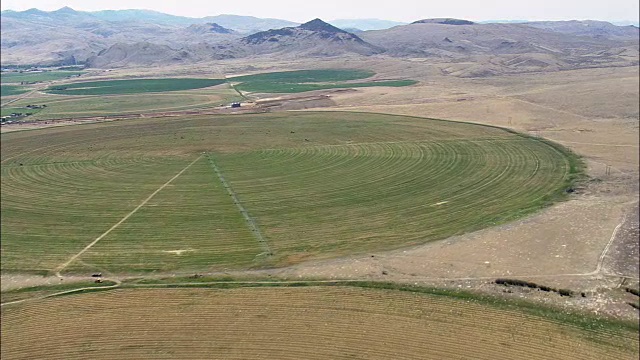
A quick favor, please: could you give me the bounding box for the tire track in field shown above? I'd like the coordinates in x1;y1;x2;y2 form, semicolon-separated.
2;211;633;307
0;84;47;107
52;155;204;276
593;201;637;279
593;212;629;276
0;278;122;307
205;153;272;257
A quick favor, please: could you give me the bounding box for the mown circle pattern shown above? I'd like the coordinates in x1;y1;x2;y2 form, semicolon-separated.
0;112;577;273
215;137;571;264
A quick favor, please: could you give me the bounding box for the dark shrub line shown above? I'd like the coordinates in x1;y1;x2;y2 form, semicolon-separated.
557;289;573;297
624;287;640;297
495;278;574;297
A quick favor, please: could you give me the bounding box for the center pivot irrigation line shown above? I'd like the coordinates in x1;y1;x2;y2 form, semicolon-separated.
53;155;204;276
223;74;250;101
206;154;272;257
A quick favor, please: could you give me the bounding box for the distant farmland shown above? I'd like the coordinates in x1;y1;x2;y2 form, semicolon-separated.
0;85;29;97
44;78;227;95
0;112;580;275
230;69;417;93
8;90;242;121
0;70;84;84
6;70;416;120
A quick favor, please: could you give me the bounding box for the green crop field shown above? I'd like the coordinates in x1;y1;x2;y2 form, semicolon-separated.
7;90;242;120
44;78;226;96
0;112;580;275
230;69;417;93
0;85;29;97
0;107;42;117
0;71;84;84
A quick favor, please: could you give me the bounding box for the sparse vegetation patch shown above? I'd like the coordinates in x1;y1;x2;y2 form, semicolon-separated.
625;287;640;297
495;278;576;297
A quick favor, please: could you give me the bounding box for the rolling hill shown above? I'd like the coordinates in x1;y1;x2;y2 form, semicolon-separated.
359;19;639;75
239;19;383;56
523;20;639;39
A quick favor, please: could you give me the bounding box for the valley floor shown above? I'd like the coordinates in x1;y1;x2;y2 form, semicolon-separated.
1;59;638;320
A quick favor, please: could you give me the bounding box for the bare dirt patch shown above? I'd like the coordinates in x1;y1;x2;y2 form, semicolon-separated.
162;249;196;256
272;196;628;281
0;274;87;292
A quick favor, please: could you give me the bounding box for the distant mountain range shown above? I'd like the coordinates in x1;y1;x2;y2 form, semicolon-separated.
329;19;407;31
85;19;383;67
0;7;299;33
522;20;640;39
0;7;409;33
1;7;638;75
482;19;640;27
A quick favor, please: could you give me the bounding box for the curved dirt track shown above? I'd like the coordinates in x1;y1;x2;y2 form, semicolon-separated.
2;287;638;360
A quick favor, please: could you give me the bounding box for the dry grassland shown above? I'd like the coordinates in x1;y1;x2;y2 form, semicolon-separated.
2;287;637;360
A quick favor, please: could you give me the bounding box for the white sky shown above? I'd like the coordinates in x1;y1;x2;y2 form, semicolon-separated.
1;0;638;23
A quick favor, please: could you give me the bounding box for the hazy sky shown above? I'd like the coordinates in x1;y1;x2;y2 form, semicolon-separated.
1;0;638;22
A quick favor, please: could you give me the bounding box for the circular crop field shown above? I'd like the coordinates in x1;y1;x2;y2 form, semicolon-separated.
0;112;581;274
44;78;226;95
1;286;636;359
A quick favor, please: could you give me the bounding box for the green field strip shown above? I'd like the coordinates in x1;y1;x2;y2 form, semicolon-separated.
8;91;240;121
44;78;226;96
1;71;84;84
229;69;416;94
70;156;263;274
235;80;417;93
0;85;29;97
230;70;376;83
1;106;43;117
